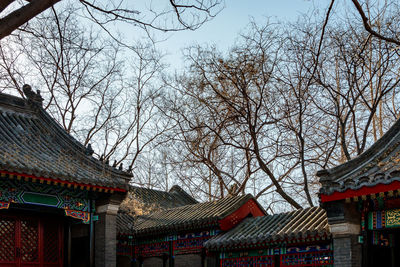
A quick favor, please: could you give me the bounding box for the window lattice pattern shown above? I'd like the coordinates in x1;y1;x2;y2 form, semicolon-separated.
20;219;39;263
43;222;59;263
0;217;15;262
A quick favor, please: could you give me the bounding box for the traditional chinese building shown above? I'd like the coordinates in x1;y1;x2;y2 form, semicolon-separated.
205;206;332;267
129;194;265;267
318;118;400;267
0;87;132;267
117;185;198;266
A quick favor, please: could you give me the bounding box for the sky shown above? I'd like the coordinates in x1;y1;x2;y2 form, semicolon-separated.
151;0;328;71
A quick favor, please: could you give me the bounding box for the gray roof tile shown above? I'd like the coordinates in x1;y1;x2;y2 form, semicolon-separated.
133;194;256;236
205;207;330;249
0;92;131;189
129;185;197;210
317;118;400;196
117;185;198;234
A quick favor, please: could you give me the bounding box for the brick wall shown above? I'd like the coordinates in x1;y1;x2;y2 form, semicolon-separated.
333;235;362;267
333;236;351;267
96;193;126;267
350;235;362;267
95;212;117;267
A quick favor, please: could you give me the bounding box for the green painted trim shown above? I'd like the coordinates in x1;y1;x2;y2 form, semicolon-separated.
21;192;60;207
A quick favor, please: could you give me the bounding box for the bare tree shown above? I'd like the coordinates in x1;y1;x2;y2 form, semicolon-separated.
162;22;318;209
0;0;222;40
161;3;400;210
308;2;400;163
350;0;400;46
0;6;172;173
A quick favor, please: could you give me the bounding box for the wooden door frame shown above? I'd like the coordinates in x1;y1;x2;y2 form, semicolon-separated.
0;213;64;267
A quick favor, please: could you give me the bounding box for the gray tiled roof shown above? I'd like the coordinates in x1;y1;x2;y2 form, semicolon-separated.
117;211;137;235
317;118;400;196
117;185;198;234
205;206;329;249
133;194;257;236
0;92;131;189
129;185;198;210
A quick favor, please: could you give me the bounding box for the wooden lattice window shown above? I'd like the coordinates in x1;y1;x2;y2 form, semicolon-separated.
20;218;39;263
280;250;333;266
0;214;63;267
43;220;61;263
0;216;16;262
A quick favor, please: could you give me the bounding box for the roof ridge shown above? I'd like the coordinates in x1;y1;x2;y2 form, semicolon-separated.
37;107;132;179
169;184;198;203
130;185;171;194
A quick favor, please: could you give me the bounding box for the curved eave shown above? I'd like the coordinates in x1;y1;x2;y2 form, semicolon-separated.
317;116;400;184
0;95;132;190
320;180;400;202
0;170;127;192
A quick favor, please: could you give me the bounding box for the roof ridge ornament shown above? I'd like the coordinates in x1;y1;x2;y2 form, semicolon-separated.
85;143;94;156
22;84;43;107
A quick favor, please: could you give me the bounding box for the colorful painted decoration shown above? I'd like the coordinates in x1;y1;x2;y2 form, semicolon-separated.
220;248;284;259
386;209;400;228
369;211;385;229
177;229;220;240
134;229;221;258
220;250;333;267
280;250;333;266
173;237;208;254
371;197;386;211
220;255;274;267
286;244;331;254
0;201;9;209
0;178;90;212
135;241;169;257
220;244;331;260
0;178;92;223
65;210;90;223
371;231;394;247
368;209;400;229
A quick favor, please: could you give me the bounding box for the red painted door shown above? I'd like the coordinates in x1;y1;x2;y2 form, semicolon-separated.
0;216;17;267
0;215;63;267
41;220;62;267
20;218;40;267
